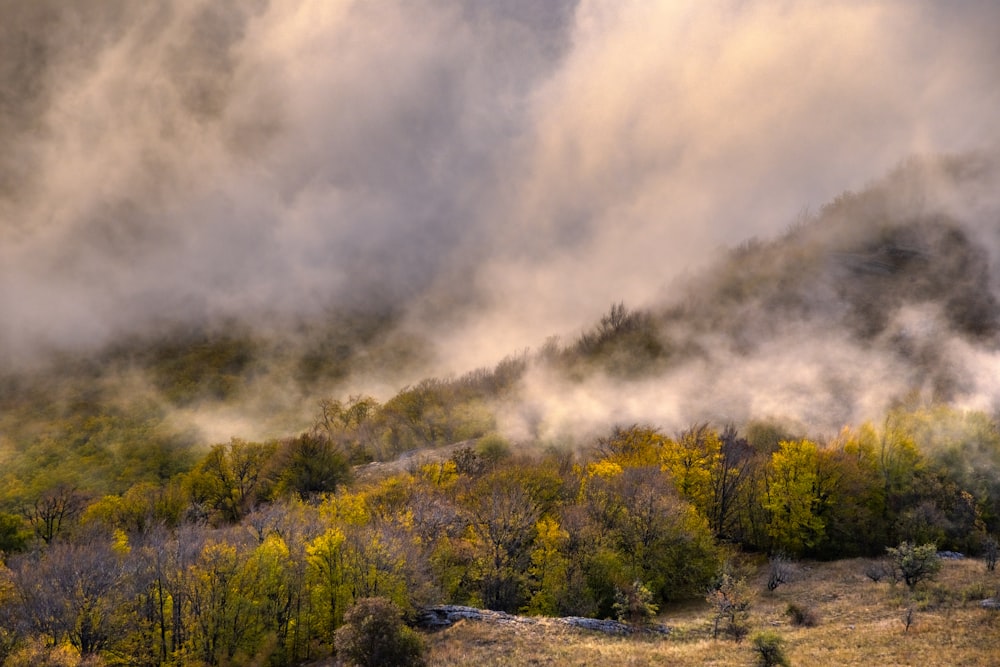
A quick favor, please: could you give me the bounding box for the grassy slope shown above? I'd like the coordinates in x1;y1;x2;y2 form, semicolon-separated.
422;558;1000;666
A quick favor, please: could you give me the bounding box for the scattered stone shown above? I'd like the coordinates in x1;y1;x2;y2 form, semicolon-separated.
417;605;669;636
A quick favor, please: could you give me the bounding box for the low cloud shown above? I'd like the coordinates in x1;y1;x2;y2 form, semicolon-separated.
3;1;1000;434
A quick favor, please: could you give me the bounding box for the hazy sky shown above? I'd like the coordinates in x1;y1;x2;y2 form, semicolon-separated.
2;0;999;374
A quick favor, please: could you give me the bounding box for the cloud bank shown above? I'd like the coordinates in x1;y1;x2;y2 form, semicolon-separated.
2;0;1000;436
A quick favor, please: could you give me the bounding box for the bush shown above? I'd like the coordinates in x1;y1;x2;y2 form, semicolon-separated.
886;542;941;590
334;597;426;667
984;535;998;572
766;554;795;592
613;580;659;626
863;558;897;583
751;630;791;667
785;603;819;627
707;572;753;640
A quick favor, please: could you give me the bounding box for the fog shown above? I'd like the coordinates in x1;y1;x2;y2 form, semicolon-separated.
2;1;1000;436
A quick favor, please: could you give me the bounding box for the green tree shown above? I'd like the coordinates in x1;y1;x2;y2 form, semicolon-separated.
580;465;719;608
177;536;296;664
188;438;277;523
0;513;29;554
613;580;659;625
275;432;351;500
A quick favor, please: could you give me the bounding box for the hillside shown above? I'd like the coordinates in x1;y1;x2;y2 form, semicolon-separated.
1;153;1000;505
420;557;1000;667
2;155;1000;666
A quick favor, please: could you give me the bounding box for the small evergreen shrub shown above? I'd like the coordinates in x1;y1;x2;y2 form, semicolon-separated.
613;580;659;626
751;630;791;667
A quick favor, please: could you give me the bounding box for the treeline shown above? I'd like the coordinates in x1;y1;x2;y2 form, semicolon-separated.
2;401;1000;665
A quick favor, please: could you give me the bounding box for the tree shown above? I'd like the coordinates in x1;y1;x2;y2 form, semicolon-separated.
823;426;886;556
886;541;941;590
595;424;664;468
22;486;85;545
187;438;276;523
710;426;755;539
766;554;795;592
661;424;718;517
7;536;136;657
523;516;570;616
0;513;29;553
876;417;925;533
707;570;753;640
307;527;349;642
334;597;426;667
275;432;351;500
763;439;826;555
315;395;382;462
466;473;540;611
579;465;719;609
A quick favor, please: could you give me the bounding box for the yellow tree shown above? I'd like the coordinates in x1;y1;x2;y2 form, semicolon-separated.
307;527;349;642
594;424;665;468
523;516;570;616
763;439;826;555
661;424;719;520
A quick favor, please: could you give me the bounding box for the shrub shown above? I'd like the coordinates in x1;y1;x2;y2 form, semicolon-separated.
886;542;941;590
334;597;426;667
751;630;791;667
984;535;998;572
707;572;753;640
785;602;819;627
613;580;659;626
767;554;795;592
863;559;893;583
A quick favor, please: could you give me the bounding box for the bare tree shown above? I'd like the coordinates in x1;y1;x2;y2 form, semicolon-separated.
8;536;136;656
22;486;84;544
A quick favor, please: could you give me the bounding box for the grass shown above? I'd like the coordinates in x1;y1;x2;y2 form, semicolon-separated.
422;558;1000;666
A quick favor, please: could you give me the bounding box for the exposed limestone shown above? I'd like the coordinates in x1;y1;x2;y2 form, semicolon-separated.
417;605;670;636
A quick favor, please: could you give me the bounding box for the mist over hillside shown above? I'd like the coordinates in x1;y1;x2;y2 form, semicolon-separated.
509;153;1000;442
3;1;1000;443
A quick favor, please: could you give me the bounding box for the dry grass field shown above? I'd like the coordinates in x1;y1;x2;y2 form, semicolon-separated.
422;558;1000;666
